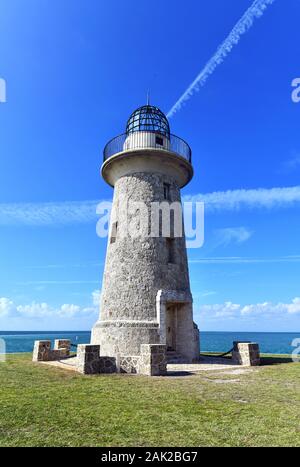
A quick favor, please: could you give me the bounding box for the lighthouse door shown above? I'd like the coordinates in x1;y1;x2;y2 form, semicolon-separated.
166;304;177;351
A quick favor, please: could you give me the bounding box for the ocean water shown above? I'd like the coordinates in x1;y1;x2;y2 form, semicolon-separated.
0;330;299;355
200;331;300;355
0;331;91;354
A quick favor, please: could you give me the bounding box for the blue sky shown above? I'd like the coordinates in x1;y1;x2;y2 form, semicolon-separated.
0;0;300;332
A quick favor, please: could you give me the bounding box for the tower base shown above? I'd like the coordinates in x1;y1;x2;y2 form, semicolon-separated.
91;290;200;363
91;321;160;357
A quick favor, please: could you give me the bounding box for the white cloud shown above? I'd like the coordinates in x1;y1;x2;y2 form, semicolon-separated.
285;298;300;315
16;280;99;286
190;255;300;264
201;291;217;297
184;186;300;212
0;297;15;317
1;186;300;226
213;227;253;247
92;289;101;307
0;200;100;226
202;301;240;318
0;293;98;320
57;304;81;317
17;302;53;318
283;154;300;172
201;298;300;319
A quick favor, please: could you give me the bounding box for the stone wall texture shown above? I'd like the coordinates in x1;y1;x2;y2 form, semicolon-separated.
91;171;199;361
75;343;167;376
232;342;260;366
119;356;140;374
75;344;117;375
32;340;71;362
139;344;167;376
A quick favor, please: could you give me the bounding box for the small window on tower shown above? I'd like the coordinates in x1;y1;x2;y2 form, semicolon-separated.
163;183;170;200
156;136;164;146
166;238;175;264
110;221;118;244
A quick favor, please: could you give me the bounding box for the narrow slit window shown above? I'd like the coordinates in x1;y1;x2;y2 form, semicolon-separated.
163;183;170;200
110;221;118;244
166;238;175;264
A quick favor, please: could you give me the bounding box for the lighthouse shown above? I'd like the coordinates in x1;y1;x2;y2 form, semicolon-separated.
92;104;200;363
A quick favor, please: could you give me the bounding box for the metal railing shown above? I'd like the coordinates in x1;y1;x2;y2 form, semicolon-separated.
103;132;192;163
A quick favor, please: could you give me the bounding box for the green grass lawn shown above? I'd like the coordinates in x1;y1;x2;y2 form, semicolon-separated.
0;353;299;447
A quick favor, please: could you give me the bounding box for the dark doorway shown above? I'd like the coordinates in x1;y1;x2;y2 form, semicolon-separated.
166;304;177;351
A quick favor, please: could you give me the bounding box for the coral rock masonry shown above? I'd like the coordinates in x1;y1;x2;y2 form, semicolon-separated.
32;104;200;376
232;342;260;366
91;104;200;367
32;340;71;362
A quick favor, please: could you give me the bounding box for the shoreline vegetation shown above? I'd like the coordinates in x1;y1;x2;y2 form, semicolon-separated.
0;353;299;447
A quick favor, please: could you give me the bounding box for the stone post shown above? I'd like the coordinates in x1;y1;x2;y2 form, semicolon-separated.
139;344;167;376
232;342;260;366
75;344;101;375
54;339;71;358
32;340;51;362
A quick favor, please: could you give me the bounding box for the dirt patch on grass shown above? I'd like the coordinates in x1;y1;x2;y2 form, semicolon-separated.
212;378;241;384
217;368;254;376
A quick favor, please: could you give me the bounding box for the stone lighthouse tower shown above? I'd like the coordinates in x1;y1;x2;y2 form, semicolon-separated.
92;104;199;363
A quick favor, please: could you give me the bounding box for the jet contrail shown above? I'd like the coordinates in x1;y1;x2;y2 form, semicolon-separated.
167;0;276;118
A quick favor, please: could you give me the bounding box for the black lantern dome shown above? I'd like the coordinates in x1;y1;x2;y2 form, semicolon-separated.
126;105;170;137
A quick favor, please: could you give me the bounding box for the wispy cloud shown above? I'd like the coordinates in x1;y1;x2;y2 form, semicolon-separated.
190;255;300;264
201;291;217;298
213;227;253;247
15;280;100;286
0;200;100;226
1;185;300;227
282;154;300;172
167;0;276;118
24;262;103;270
0;77;6;103
184;186;300;212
